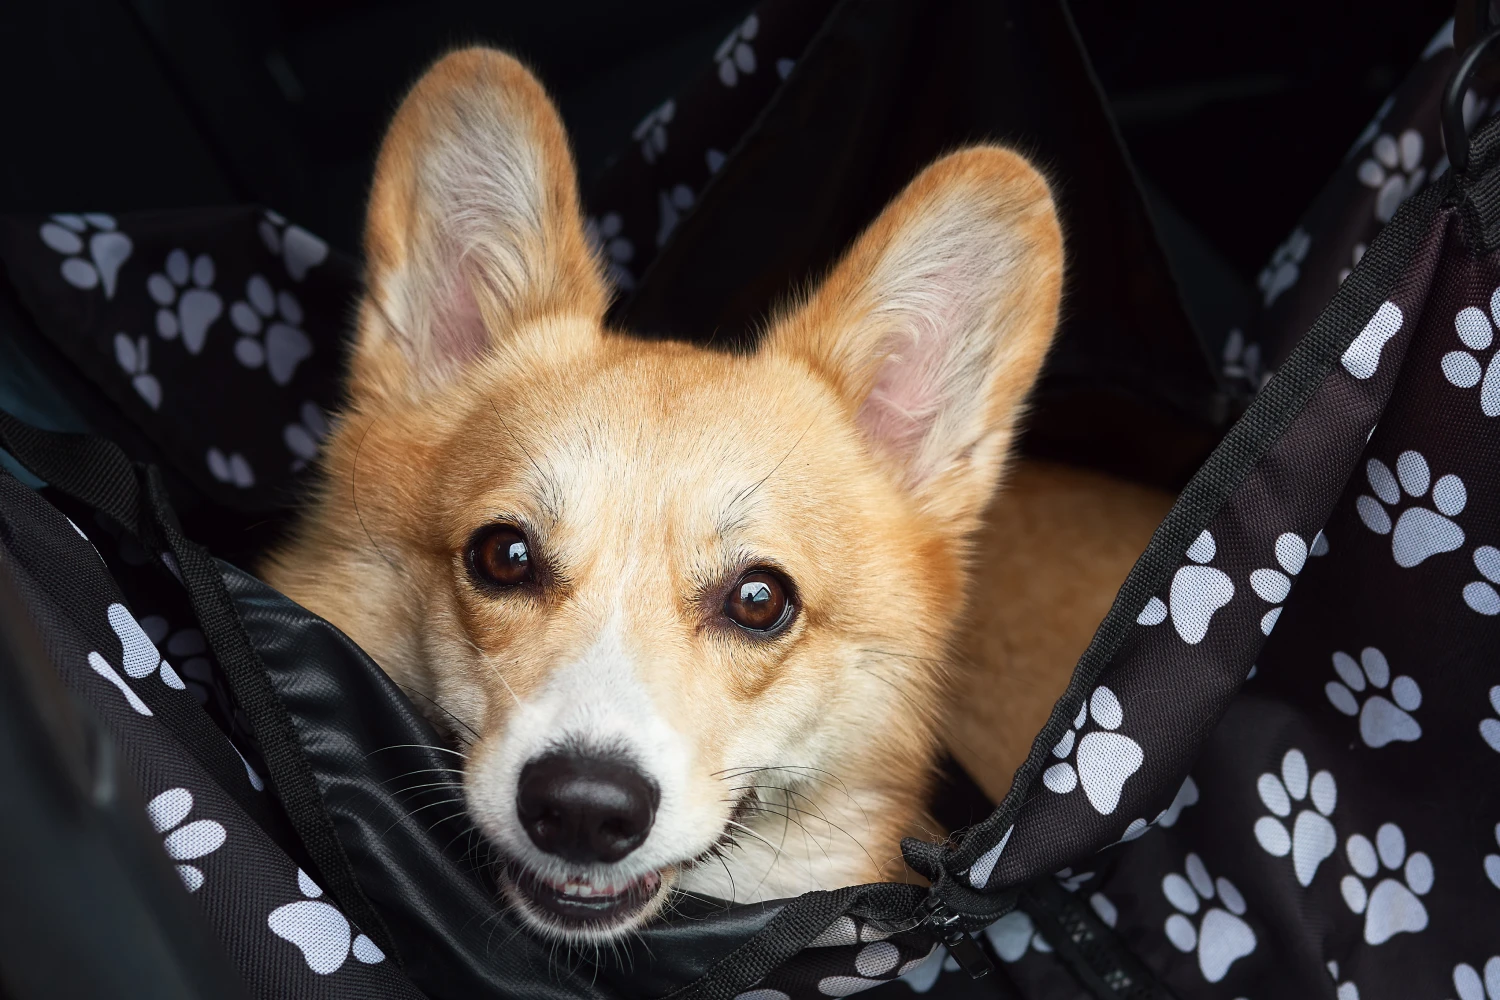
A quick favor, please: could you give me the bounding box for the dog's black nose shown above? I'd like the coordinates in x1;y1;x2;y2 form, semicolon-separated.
516;752;659;863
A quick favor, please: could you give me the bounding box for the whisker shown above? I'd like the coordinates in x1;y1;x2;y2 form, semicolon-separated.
367;744;469;758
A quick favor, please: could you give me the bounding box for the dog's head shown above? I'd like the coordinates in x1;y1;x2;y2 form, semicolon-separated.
266;49;1062;941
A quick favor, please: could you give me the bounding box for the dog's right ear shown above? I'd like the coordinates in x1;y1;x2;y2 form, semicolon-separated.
353;48;607;402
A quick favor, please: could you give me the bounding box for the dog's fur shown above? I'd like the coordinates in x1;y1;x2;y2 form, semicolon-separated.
262;48;1064;940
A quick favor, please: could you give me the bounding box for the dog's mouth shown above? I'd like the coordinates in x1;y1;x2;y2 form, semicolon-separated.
504;864;666;932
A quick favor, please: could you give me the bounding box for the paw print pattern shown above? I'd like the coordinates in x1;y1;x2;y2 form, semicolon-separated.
1443;293;1500;417
147;249;222;354
1325;647;1421;747
1452;957;1500;1000
1042;685;1143;815
1253;749;1337;886
1327;960;1360;1000
1481;686;1500;755
1117;775;1200;844
38;213;133;298
632;99;675;164
1161;854;1257;984
85;603;186;717
268;868;385;975
1136;530;1234;644
714;13;759;86
1221;328;1265;387
585;213;637;292
1466;547;1500;615
1355;451;1466;566
1257;227;1310;307
258;210;329;281
1341;300;1404;380
984;910;1052;963
656;184;696;249
284;402;330;472
113;333;162;410
230;275;312;385
1340;822;1432;945
138;617;213;706
207;447;256;489
1250;531;1326;634
1357;130;1426;223
146;787;225;892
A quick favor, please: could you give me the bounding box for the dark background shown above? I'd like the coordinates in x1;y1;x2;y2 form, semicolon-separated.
0;1;1450;289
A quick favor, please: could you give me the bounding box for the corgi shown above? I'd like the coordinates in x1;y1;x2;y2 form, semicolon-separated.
262;47;1064;943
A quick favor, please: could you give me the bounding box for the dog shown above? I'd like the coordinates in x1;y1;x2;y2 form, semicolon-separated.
262;47;1064;943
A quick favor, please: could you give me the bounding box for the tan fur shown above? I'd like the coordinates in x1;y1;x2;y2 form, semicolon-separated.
263;47;1066;937
949;461;1176;803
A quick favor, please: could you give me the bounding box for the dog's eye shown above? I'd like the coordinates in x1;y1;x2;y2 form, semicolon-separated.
724;570;792;633
468;525;532;588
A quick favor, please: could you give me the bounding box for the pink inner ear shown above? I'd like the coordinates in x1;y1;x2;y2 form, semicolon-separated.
429;267;490;369
853;263;973;477
855;318;956;475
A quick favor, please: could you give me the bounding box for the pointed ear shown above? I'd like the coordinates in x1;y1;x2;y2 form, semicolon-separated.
767;147;1063;534
354;48;607;400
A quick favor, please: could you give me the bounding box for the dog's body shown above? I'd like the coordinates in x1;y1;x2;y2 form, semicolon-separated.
263;48;1065;941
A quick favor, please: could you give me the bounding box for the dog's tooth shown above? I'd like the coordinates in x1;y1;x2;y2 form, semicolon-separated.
576;884;593;897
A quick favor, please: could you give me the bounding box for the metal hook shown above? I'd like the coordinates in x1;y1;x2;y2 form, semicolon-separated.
1442;27;1500;175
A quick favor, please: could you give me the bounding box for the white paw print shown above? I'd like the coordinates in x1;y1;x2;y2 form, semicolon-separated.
230;275;312;385
1257;226;1310;307
714;13;759;87
1466;546;1500;616
1452;956;1500;1000
146;787;226;892
1252;749;1336;886
85;602;187;717
147;249;222;354
585;213;636;292
1221;328;1267;388
1136;529;1234;644
113;333;161;410
207;447;255;489
269;868;385;975
1249;530;1326;634
1054;867;1093;892
983;910;1052;963
1480;686;1500;755
1042;685;1143;815
632;99;675;164
656;184;695;249
1357;130;1426;223
284;401;330;472
1444;292;1500;417
138;617;213;704
1327;960;1360;1000
38;213;133;298
1341;300;1404;380
258;210;329;282
1355;451;1466;567
1116;775;1200;844
1340;822;1432;945
1161;854;1256;984
1325;646;1420;747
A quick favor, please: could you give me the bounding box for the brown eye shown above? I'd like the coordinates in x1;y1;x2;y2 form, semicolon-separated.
724;570;792;633
468;525;532;588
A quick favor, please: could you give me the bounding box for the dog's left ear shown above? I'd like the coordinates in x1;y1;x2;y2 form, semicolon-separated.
767;147;1063;536
354;48;608;402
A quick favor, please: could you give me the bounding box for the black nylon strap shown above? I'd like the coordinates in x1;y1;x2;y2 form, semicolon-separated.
1019;878;1177;1000
0;411;399;962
